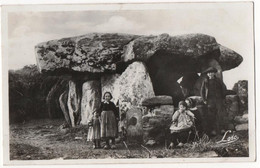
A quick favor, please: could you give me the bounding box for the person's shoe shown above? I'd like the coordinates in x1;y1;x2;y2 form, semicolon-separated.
93;145;97;149
111;144;116;149
168;142;174;149
103;145;110;149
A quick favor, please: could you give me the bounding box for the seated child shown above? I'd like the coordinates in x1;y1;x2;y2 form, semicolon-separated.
169;101;195;148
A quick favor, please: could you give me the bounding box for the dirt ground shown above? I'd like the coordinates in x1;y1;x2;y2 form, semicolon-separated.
9;119;249;160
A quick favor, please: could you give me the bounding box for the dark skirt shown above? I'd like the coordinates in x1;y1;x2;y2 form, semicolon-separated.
101;110;117;138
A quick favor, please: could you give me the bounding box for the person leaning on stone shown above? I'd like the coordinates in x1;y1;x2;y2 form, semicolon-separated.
185;97;204;137
200;67;227;136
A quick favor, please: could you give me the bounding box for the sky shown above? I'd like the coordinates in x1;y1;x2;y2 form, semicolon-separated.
7;3;254;89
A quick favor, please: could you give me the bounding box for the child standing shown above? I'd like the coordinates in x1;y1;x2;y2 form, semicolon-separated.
100;92;119;149
87;111;101;149
169;101;195;149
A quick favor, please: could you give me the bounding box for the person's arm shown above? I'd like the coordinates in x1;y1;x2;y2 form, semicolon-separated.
99;102;103;115
172;111;180;123
111;102;119;120
186;110;195;118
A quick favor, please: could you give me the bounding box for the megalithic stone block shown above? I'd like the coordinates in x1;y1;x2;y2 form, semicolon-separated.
35;33;243;74
67;80;81;127
59;90;71;127
101;74;121;104
116;61;155;108
126;108;143;143
80;80;101;125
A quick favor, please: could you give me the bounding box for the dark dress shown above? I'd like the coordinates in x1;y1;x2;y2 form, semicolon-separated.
201;77;227;134
100;101;119;139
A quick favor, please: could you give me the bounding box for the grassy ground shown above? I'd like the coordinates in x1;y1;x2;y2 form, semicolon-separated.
9;119;249;160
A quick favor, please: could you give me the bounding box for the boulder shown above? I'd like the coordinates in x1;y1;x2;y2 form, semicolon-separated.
142;104;173;144
46;79;69;119
233;80;248;114
157;105;174;117
115;62;155;107
80;80;101;125
123;33;219;62
67;80;81;127
148;117;165;126
235;123;248;131
234;115;248;124
234;113;248;124
242;113;248;119
35;33;243;74
101;74;121;104
140;96;173;106
126;108;143;143
59;90;71;127
225;95;239;121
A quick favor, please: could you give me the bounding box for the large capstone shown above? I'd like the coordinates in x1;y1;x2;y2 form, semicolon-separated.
80;80;101;125
35;33;243;74
35;33;138;73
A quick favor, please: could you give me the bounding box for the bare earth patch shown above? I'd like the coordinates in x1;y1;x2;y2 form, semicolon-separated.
9;119;249;160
